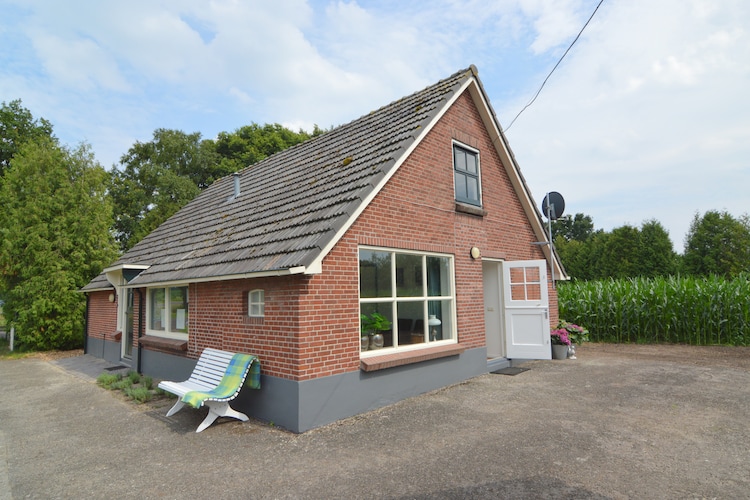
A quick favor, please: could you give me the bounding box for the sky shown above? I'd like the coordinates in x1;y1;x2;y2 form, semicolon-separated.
1;0;748;252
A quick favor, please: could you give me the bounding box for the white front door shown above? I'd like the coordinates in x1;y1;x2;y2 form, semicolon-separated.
503;260;551;359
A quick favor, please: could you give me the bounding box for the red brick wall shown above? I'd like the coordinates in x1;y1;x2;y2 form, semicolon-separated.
293;90;558;376
187;277;311;380
86;290;118;342
154;89;558;382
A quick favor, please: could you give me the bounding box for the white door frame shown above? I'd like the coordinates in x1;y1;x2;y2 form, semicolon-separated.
483;260;505;359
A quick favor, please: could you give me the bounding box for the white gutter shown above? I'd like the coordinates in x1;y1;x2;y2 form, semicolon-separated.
121;264;312;289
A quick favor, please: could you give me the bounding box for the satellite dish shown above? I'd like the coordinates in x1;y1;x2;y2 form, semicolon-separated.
541;191;565;220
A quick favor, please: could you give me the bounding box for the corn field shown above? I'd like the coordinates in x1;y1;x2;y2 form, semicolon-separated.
558;274;750;345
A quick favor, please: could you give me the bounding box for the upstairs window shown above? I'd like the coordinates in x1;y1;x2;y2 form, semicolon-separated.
453;143;481;206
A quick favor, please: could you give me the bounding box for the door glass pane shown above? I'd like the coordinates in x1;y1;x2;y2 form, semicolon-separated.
511;284;526;301
525;266;541;300
359;250;392;298
526;283;541;300
170;287;188;333
525;267;540;282
509;267;524;284
150;288;166;331
396;253;422;297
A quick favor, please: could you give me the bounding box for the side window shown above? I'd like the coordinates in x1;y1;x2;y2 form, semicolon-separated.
248;289;265;317
453;144;481;206
148;286;188;338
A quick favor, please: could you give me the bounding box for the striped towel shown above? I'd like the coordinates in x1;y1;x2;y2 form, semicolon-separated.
182;353;260;409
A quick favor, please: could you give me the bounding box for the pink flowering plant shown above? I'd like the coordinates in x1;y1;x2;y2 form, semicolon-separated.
556;321;590;345
550;328;571;346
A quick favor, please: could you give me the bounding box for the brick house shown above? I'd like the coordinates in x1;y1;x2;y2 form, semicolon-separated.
82;66;566;432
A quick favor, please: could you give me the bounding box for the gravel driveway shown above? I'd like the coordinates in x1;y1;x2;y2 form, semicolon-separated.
1;343;748;499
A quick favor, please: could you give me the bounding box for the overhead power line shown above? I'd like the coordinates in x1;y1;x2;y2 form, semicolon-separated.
504;0;605;132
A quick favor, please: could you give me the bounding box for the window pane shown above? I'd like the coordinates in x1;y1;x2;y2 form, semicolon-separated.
427;300;452;342
466;177;479;202
360;302;394;349
249;290;265;317
465;152;477;174
170;287;188;332
397;301;424;345
454;148;466;171
455;172;467;199
150;288;166;331
427;256;451;296
359;250;392;298
396;253;422;297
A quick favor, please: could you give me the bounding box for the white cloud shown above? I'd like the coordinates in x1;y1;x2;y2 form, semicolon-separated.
502;0;750;249
31;32;131;92
2;0;747;250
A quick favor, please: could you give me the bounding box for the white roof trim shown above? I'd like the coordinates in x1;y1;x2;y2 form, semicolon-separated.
102;263;150;274
466;81;567;280
123;265;312;289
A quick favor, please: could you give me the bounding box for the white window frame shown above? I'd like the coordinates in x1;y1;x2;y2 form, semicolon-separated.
146;286;189;340
248;289;265;317
452;141;482;207
359;246;457;358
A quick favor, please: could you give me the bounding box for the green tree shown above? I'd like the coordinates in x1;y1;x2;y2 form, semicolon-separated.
0;99;55;177
596;225;640;279
210;123;319;174
639;219;678;277
551;213;595;242
0;139;118;350
110;129;217;250
683;210;750;277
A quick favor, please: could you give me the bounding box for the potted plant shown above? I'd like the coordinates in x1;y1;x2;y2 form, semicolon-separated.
360;312;391;350
556;321;589;359
550;328;571;359
558;321;589;345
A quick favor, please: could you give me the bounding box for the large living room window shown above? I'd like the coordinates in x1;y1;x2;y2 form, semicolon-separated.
453;143;481;206
359;247;455;354
148;286;188;339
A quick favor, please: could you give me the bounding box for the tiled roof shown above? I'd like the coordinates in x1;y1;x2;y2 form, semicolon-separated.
84;67;478;290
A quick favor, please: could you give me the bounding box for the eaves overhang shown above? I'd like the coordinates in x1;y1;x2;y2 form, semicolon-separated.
120;264;318;289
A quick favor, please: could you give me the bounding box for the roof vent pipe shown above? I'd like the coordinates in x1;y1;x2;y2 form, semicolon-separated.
232;172;241;199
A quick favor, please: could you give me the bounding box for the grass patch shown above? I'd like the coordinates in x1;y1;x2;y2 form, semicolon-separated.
0;335;30;359
96;373;123;389
124;386;153;403
97;371;166;405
